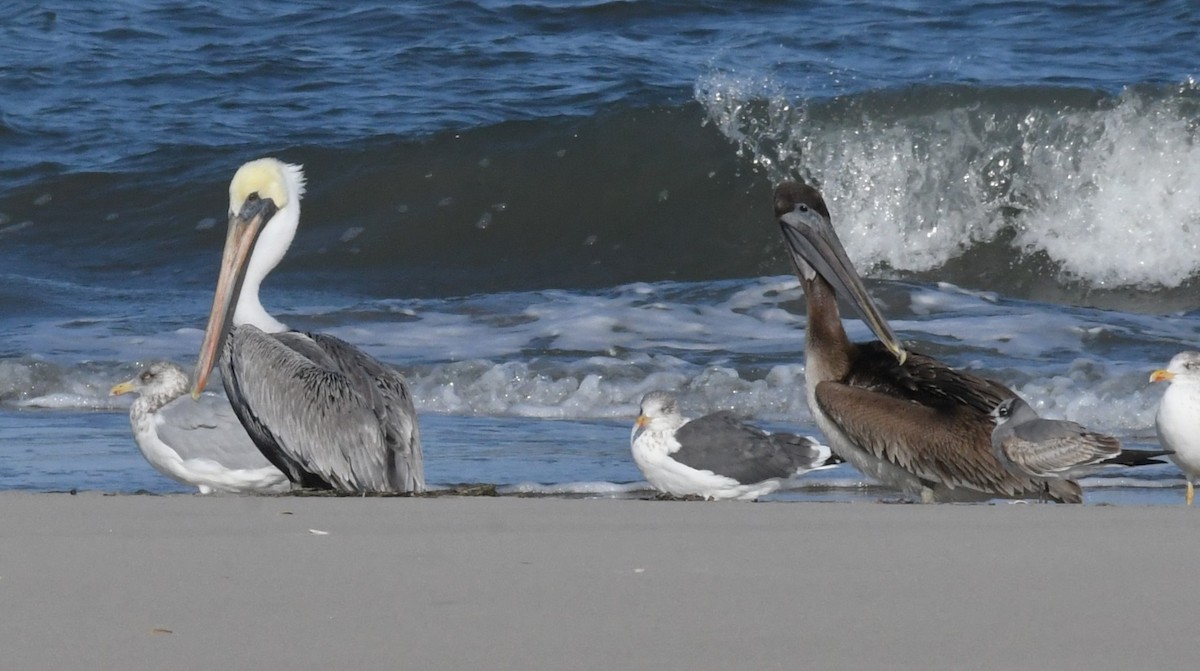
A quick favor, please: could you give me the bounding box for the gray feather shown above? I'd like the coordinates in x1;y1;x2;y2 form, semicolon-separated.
114;360;287;493
991;397;1121;479
155;393;278;471
673;411;833;484
221;324;424;493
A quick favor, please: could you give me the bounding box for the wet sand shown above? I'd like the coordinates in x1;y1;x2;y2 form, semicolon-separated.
0;493;1195;670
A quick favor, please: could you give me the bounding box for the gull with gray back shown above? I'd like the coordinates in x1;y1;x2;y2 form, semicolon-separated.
631;391;839;500
111;361;289;494
1151;351;1200;505
990;396;1167;498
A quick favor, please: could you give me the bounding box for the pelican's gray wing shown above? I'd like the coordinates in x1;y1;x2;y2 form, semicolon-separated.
672;411;830;484
154;392;277;471
222;325;424;493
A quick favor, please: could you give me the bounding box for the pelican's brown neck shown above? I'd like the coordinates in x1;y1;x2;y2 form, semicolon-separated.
803;274;854;383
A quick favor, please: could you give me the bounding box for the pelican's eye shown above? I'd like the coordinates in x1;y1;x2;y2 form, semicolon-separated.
246;192;260;204
797;203;810;213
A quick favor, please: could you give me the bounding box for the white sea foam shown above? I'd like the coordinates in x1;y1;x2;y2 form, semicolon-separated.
19;392;120;410
1016;89;1200;287
2;276;1186;439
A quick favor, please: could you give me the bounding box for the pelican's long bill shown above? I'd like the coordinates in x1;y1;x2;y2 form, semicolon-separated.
191;196;278;398
777;207;907;365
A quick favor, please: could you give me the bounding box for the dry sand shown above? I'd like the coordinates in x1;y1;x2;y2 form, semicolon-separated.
0;493;1195;670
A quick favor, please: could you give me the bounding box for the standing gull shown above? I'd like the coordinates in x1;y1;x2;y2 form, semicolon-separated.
772;180;1079;502
192;158;424;493
989;396;1166;495
631;391;839;500
111;361;289;494
1151;351;1200;505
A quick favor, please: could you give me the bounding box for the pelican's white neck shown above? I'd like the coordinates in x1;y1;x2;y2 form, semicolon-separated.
232;163;304;333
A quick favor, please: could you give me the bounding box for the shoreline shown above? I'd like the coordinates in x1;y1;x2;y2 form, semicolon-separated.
1;493;1195;670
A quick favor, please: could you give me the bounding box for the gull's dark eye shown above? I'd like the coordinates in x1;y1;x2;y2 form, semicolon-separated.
139;371;152;382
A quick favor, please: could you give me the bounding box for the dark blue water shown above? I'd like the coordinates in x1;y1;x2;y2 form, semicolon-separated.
5;1;1193;177
1;1;1198;500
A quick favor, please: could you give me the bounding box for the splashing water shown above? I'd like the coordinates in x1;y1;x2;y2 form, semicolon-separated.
696;73;1200;289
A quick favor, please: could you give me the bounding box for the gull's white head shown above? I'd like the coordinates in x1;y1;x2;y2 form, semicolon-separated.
632;391;687;442
111;361;190;399
1151;351;1200;385
989;396;1037;427
637;391;683;421
990;397;1017;426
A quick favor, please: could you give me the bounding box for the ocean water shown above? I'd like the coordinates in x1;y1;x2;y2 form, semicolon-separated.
2;1;1198;503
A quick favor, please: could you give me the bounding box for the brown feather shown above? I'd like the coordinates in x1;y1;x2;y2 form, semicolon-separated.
816;342;1081;503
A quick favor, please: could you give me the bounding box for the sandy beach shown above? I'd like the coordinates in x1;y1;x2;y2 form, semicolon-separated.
1;493;1195;670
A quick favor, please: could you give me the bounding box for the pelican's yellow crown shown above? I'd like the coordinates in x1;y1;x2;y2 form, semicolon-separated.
229;157;305;215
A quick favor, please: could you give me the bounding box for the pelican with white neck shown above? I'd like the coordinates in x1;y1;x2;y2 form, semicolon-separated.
192;158;424;493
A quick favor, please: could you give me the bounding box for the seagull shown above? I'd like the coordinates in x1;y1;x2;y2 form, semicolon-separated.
111;361;290;494
772;179;1079;502
988;396;1168;496
192;158;424;494
1151;351;1200;505
630;391;840;500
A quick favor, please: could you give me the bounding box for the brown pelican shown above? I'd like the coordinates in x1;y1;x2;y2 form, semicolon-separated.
1151;351;1200;505
773;180;1079;502
192;158;424;494
631;391;840;500
989;396;1168;494
111;361;290;494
